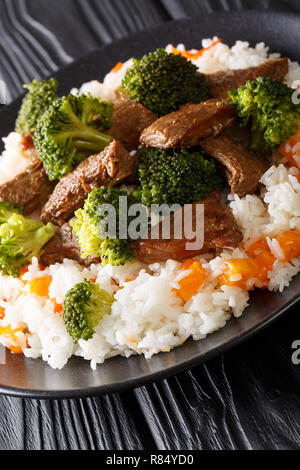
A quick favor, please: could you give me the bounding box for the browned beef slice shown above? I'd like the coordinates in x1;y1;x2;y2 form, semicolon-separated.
106;98;157;151
41;140;138;226
41;223;99;267
200;134;268;197
0;132;54;214
140;100;236;149
132;192;242;263
206;58;289;99
0;163;54;215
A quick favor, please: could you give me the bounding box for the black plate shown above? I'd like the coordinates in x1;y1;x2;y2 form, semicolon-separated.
0;10;300;399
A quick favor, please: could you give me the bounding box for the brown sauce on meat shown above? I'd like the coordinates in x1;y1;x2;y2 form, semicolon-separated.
132;192;243;263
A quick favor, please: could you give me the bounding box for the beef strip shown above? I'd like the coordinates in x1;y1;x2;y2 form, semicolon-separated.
41;139;138;226
200;134;268;197
132;192;242;263
106;98;157;151
0;133;54;215
41;223;99;267
206;57;289;99
140;99;236;149
0;164;55;215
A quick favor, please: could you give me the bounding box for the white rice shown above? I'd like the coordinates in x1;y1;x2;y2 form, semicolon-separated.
1;39;300;369
0;132;31;185
71;38;300;102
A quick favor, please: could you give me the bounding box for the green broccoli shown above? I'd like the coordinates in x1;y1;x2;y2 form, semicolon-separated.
34;93;114;180
0;202;23;224
121;48;210;116
15;78;58;136
229;77;300;151
134;148;223;207
63;279;114;343
99;239;136;267
71;187;142;266
0;202;56;277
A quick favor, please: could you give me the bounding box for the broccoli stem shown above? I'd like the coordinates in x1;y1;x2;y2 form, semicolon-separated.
72;127;113;152
250;129;265;150
73;137;112;152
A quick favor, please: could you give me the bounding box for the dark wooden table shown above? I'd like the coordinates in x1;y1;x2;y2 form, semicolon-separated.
1;0;300;451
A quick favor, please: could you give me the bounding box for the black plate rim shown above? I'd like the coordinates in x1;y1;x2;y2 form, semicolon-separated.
0;9;300;399
0;291;298;399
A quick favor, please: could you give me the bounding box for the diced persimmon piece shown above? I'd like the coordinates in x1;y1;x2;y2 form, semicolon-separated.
0;306;5;320
219;258;260;289
246;240;276;284
254;251;276;283
111;62;123;73
54;302;63;314
247;239;270;257
180;259;197;270
277;231;300;261
172;39;221;60
175;260;206;302
8;345;22;354
279;130;300;167
30;276;52;297
0;326;24;354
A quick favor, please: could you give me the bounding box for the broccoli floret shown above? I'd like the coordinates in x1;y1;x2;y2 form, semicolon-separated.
0;202;23;224
63;279;114;343
34;93;114;180
134;148;223;207
121;48;210;116
229;77;300;151
71;187;141;266
0;202;56;277
99;239;135;267
15;78;58;136
71;207;102;261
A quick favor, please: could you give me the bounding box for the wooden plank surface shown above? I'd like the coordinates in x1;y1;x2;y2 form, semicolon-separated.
0;0;300;450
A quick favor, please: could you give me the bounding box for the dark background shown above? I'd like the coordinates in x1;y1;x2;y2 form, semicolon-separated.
1;0;300;450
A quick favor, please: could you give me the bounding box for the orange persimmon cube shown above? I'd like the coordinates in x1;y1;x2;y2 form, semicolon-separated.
172;39;221;60
0;326;24;354
29;276;52;297
8;345;23;354
254;251;276;283
175;261;207;302
111;61;123;73
0;306;5;320
219;258;260;289
254;251;276;271
279;142;295;165
277;231;300;261
180;259;197;270
247;239;270;257
53;302;63;314
279;130;300;167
